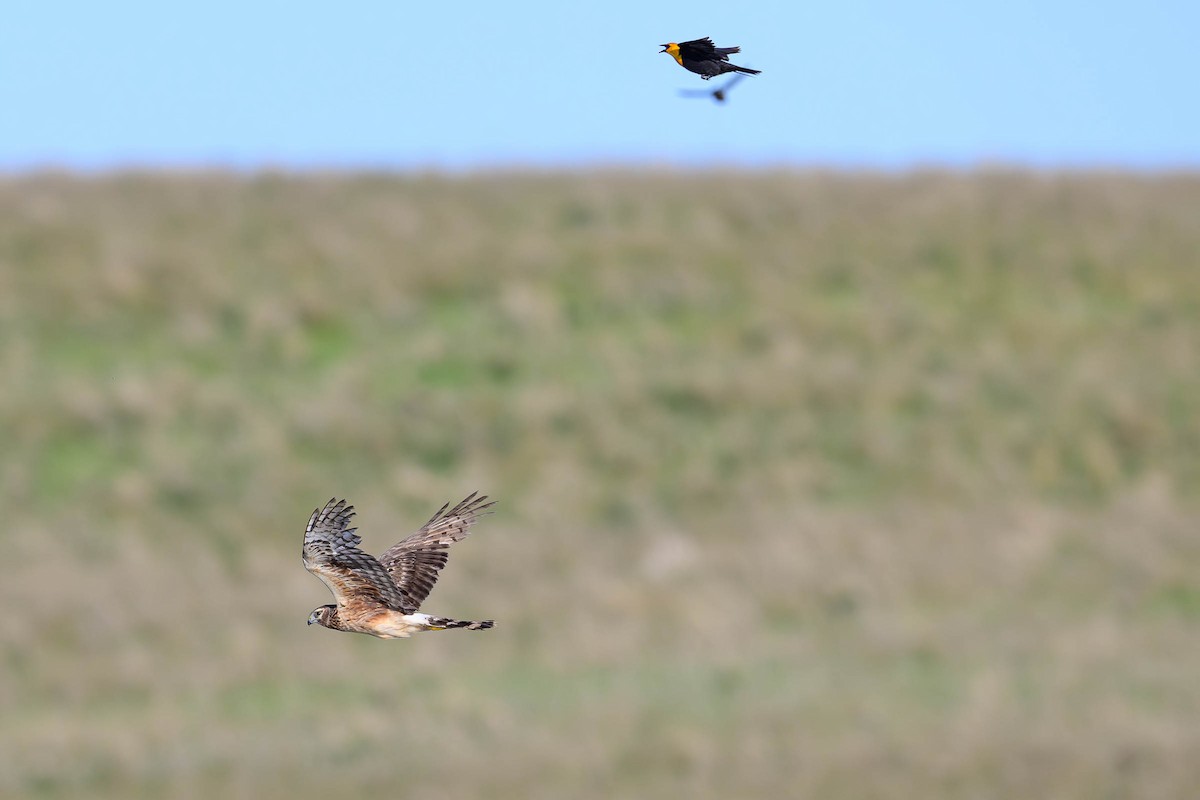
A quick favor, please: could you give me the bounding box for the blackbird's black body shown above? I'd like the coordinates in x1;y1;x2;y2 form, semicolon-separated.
660;37;761;80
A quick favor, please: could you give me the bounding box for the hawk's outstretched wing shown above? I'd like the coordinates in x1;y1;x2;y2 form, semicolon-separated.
303;498;411;612
378;492;495;610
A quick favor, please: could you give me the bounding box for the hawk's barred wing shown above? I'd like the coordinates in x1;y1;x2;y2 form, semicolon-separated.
303;498;412;612
378;492;495;610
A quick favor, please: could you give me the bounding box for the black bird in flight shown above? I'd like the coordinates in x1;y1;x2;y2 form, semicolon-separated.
660;37;761;80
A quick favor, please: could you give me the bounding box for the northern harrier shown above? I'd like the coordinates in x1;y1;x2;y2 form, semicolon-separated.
303;493;495;639
678;72;749;104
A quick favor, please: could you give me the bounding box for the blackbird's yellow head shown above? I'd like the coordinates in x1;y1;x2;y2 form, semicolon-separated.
660;42;683;66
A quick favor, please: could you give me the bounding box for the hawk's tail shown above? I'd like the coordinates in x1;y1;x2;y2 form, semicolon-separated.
425;615;494;631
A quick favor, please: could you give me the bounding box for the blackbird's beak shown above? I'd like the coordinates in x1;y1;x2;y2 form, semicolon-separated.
659;44;670;52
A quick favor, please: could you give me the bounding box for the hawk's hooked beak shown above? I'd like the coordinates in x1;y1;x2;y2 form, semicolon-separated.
307;617;315;625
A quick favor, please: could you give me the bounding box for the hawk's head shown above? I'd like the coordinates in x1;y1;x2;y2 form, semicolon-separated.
307;605;337;628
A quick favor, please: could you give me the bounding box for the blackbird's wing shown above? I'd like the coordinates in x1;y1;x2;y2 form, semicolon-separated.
678;37;740;62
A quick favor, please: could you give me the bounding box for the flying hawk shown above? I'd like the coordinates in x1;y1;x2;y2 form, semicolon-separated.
303;493;495;638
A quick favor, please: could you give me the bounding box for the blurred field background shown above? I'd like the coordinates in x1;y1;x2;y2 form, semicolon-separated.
1;170;1199;799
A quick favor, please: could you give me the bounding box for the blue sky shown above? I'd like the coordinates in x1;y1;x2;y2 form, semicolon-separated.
3;1;1197;170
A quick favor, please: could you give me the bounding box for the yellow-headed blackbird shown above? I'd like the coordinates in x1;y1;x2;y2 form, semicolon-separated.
660;37;761;80
678;73;748;103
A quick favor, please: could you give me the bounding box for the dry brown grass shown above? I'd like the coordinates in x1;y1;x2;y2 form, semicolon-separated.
1;170;1199;798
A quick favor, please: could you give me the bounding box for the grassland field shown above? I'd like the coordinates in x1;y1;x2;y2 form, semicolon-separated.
1;170;1198;798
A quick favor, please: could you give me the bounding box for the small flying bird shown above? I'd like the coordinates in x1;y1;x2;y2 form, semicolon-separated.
303;493;496;639
678;72;749;103
660;37;761;80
